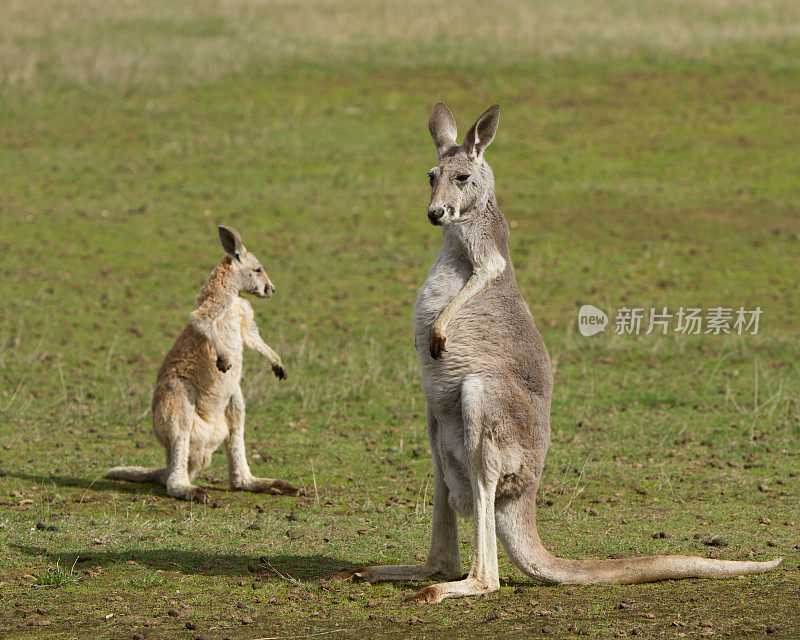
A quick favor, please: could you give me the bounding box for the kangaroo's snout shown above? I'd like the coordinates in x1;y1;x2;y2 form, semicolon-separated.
428;206;445;225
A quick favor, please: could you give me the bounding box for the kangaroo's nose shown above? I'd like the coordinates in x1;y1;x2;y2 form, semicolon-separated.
427;206;445;224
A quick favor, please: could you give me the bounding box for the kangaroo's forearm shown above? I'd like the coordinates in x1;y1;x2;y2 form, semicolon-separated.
250;338;281;365
243;321;281;365
434;256;506;333
434;275;485;332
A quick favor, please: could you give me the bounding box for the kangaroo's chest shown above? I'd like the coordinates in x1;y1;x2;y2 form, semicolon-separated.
414;245;472;331
216;303;246;355
413;243;475;413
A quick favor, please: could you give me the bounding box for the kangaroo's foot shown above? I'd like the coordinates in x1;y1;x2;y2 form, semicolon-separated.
403;576;499;604
331;563;461;583
167;484;210;504
232;476;302;496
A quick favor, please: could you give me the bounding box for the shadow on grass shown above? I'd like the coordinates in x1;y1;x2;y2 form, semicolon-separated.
12;544;358;580
8;471;172;498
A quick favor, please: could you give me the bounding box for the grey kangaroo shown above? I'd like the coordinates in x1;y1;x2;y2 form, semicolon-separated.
336;103;781;603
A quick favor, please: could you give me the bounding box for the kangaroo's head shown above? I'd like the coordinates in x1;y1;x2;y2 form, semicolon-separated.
218;226;275;298
426;103;500;226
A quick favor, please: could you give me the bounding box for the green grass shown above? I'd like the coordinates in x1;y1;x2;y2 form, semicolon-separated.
1;2;799;639
31;560;80;588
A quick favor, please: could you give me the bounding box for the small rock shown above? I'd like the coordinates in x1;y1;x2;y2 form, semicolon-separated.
408;615;423;624
766;625;777;634
758;484;768;492
485;611;500;621
705;536;728;547
759;517;772;525
246;523;261;531
185;622;197;630
132;634;145;640
587;508;599;516
286;512;298;521
239;615;253;625
286;530;303;540
167;609;180;618
766;540;777;547
699;620;714;628
194;635;214;640
542;626;554;634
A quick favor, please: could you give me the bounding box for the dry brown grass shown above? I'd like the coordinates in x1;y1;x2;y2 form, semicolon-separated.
1;0;799;86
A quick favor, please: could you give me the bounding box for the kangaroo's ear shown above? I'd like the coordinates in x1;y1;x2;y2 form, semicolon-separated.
428;102;458;160
218;226;244;262
463;104;500;160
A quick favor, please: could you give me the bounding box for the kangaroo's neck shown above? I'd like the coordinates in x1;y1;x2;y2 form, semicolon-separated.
449;194;511;268
195;258;239;308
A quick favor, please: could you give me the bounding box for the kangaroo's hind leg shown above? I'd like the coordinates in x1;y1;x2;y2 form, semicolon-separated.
332;407;463;583
404;377;504;603
224;385;300;496
154;380;210;504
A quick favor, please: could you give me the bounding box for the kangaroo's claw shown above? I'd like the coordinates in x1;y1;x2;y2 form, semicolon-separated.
216;354;232;372
272;363;288;380
430;330;446;359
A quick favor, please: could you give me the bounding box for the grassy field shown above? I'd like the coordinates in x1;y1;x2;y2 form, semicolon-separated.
1;1;799;638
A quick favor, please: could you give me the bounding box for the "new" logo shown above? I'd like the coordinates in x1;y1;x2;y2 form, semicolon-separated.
578;305;608;336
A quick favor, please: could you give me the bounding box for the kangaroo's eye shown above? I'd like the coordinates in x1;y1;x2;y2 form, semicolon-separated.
456;174;471;182
428;171;435;185
254;267;262;273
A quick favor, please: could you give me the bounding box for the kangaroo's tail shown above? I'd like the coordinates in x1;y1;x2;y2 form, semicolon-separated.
495;491;781;585
106;466;168;485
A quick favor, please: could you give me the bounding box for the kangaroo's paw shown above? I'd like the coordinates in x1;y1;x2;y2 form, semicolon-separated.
272;363;288;380
403;585;445;604
216;354;232;372
429;327;447;359
182;486;210;504
404;576;498;604
235;477;303;496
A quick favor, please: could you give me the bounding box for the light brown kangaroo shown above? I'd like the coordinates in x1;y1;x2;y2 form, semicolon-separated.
336;103;781;603
107;226;300;503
